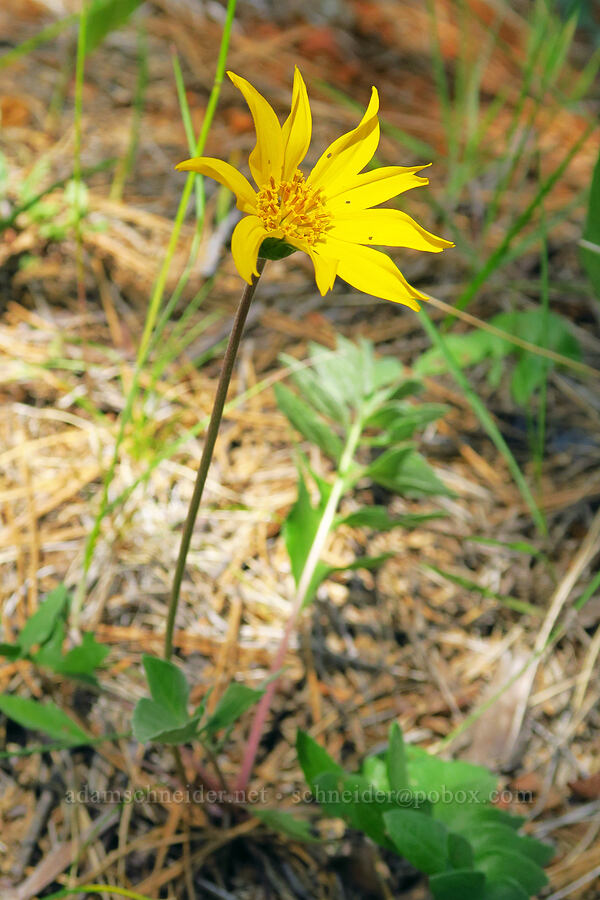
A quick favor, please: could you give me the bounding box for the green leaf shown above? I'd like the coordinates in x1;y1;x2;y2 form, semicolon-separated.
494;310;580;404
86;0;144;55
337;773;395;847
415;310;580;404
281;354;349;426
308;339;364;412
384;807;449;875
404;746;498;816
338;507;446;531
296;730;343;792
143;655;189;720
415;331;505;377
202;682;264;737
366;448;451;497
32;620;65;670
18;584;69;654
581;145;600;298
448;831;474;869
481;878;530;900
372;356;405;390
437;803;526;834
510;355;546;406
387;722;408;792
0;643;22;660
59;632;110;678
274;383;343;461
283;463;331;598
429;870;486;900
0;695;88;745
363;755;389;791
364;402;447;442
469;823;554;867
476;850;548;895
253;809;320;843
132;699;197;744
132;655;193;744
313;770;397;848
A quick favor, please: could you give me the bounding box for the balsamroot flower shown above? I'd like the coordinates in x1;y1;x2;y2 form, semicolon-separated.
177;68;452;309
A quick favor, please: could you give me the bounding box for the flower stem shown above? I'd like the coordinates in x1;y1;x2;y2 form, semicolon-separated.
164;259;265;660
236;416;363;792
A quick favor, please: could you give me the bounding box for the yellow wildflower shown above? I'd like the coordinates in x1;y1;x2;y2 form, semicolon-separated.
177;68;452;309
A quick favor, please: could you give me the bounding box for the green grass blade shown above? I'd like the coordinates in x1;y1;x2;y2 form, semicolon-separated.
417;308;547;535
451;120;595;317
172;48;205;225
77;0;238;614
0;15;78;69
424;564;541;616
0;158;116;232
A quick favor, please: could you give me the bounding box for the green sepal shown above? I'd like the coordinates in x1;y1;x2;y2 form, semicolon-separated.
258;238;297;260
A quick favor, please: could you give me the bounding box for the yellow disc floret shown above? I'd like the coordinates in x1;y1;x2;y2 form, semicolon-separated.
256;171;331;247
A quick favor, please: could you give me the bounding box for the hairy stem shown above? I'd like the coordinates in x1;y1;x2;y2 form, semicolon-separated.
164;260;265;660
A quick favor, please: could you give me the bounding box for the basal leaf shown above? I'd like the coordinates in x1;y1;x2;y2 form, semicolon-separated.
338;772;396;848
429;870;486;900
0;642;21;660
387;722;408;792
202;682;264;737
384;807;449;875
253;809;321;843
448;831;474;869
18;584;69;654
468;823;554;867
32;620;66;671
476;849;548;895
363;755;389;791
59;632;110;678
142;654;189;721
481;878;530;900
0;694;88;745
296;730;343;792
132;698;190;743
404;746;498;821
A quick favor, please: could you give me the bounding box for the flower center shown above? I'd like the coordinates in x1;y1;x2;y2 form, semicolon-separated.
256;171;331;246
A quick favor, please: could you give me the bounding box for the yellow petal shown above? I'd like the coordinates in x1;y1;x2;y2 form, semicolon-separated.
176;157;257;213
327;165;431;211
228;71;284;187
231;215;270;283
324;237;425;309
307;247;338;296
307;88;379;195
281;66;312;181
328;209;454;252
